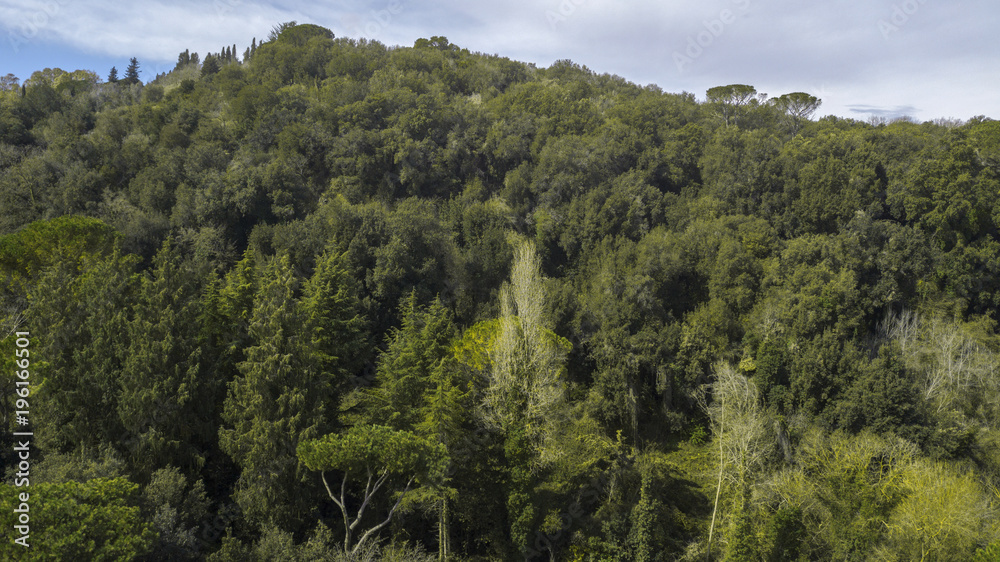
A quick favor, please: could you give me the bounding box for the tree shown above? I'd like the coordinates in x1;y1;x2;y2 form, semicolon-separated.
218;253;335;531
703;362;773;559
769;430;915;559
364;294;457;430
480;238;569;443
27;248;139;455
300;248;366;385
268;21;298;42
175;49;191;70
0;478;156;560
297;424;447;556
118;240;208;478
201;55;220;77
123;57;141;85
772;92;822;133
0;73;18;91
885;459;989;561
706;84;765;127
107;66;119;83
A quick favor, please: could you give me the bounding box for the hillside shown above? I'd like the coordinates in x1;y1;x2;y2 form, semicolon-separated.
2;22;1000;561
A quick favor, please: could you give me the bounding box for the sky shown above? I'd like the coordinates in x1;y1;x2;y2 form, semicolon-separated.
1;0;998;122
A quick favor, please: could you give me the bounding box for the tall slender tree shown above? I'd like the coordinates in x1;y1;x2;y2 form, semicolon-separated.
123;57;141;85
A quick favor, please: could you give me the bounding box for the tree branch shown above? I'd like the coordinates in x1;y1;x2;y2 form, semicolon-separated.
351;469;391;532
322;471;352;552
352;476;414;556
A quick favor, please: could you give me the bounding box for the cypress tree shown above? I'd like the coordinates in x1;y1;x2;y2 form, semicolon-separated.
119;240;206;479
219;253;340;531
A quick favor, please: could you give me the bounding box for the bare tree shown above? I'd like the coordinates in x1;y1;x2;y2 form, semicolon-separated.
703;362;773;558
884;309;998;415
481;239;567;445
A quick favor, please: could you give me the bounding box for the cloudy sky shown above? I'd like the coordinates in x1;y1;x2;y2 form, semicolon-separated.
2;0;998;122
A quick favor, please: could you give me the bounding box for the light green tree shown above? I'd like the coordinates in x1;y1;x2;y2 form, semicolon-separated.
703;362;773;559
480;238;569;446
297;424;447;556
0;478;156;560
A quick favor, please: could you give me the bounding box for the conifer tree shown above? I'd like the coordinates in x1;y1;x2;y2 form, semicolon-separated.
123;57;141;85
200;55;220;77
118;240;206;479
219;253;350;531
175;49;190;70
28;250;139;454
107;66;118;83
365;294;457;430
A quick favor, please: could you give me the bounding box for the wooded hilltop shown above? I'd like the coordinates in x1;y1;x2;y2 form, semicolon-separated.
2;21;1000;561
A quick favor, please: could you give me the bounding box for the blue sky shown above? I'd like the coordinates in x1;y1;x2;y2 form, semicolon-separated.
2;0;999;122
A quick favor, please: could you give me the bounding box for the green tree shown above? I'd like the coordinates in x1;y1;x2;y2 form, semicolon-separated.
218;253;333;532
364;294;458;430
0;478;156;560
771;92;821;133
123;57;141;85
706;84;765;127
201;55;220;77
299;247;367;403
297;424;447;556
27;249;139;455
118;240;209;479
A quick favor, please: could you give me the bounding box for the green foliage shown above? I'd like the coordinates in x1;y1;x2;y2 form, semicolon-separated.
0;478;156;561
7;26;1000;560
298;424;446;483
0;215;119;291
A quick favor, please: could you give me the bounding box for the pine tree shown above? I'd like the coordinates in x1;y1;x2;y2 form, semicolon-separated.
123;57;140;85
28;250;140;454
200;55;220;77
107;66;119;83
365;294;457;430
175;49;190;70
119;240;205;479
218;253;334;531
299;249;366;392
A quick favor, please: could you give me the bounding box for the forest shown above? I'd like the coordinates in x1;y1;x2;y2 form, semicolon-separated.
2;21;1000;561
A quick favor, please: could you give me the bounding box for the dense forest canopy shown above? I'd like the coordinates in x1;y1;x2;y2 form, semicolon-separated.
2;22;1000;561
